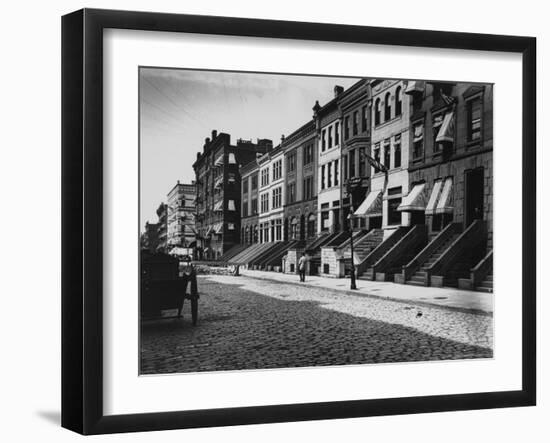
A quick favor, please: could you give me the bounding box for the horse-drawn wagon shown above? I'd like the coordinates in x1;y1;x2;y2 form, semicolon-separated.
140;251;199;324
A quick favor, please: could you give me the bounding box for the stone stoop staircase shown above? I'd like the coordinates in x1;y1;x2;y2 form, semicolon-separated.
343;229;384;276
407;231;462;286
305;232;343;275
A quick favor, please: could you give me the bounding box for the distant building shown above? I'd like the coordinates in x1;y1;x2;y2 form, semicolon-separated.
166;181;196;255
193;130;272;259
156;203;168;253
240;158;260;244
140;222;160;253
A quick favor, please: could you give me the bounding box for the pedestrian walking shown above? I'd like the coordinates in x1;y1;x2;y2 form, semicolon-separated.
298;253;307;282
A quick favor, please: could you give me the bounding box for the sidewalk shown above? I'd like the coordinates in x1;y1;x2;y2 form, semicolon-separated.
239;269;493;314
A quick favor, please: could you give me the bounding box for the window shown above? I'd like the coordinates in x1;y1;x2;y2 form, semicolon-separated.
321;129;326;151
334;122;339;144
251;174;258;190
261;193;269;213
349;149;355;178
359;148;366;177
342;154;348;181
328;127;333;148
433;114;444;153
290;218;298;240
344;116;350;140
303;176;314;200
384;139;391;169
334;159;339;186
287;153;296;172
375;99;381;125
395;86;402;116
242;201;248;217
353;111;358;135
394;135;401;169
321;165;326;190
273;159;282;180
321;211;330;231
468;98;482;142
261;168;269;186
287;182;296;204
413;123;424;159
387;186;402;226
243;179;248;194
251;197;258;215
384;92;391;121
272;187;282;208
307;214;316;237
275;219;282;241
373;143;381;171
327;162;332;188
362;105;368;132
304;143;314;164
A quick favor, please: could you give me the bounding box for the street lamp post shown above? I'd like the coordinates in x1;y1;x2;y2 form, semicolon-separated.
346;177;362;290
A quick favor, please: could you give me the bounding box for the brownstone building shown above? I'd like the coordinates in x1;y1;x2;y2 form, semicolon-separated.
402;81;493;242
193;130;271;260
394;80;493;289
282;119;318;241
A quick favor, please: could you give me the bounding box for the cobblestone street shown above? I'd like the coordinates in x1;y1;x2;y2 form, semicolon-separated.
140;275;493;374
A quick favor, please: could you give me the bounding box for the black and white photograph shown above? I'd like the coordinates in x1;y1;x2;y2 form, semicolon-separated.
139;68;494;375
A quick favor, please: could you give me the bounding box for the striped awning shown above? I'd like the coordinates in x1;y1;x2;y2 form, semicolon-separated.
425;179;443;215
436;111;455;143
354;190;383;217
214;223;224;234
435;177;453;214
213;200;223;211
214;176;223;188
397;183;427;212
405;80;425;94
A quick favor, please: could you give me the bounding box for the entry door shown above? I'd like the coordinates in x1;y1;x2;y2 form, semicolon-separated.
465;168;484;227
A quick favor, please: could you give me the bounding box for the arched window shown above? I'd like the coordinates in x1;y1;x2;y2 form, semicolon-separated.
375;98;381;125
384;92;391;121
395;87;402;116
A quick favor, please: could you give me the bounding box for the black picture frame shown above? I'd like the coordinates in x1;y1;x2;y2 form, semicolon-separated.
61;8;536;435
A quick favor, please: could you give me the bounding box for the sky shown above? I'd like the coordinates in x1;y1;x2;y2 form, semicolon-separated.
140;68;361;229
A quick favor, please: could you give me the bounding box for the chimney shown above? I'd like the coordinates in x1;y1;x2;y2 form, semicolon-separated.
212;129;218;140
281;134;285;143
334;85;344;97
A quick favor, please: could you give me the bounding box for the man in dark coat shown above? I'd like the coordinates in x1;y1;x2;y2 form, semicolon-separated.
178;256;199;325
